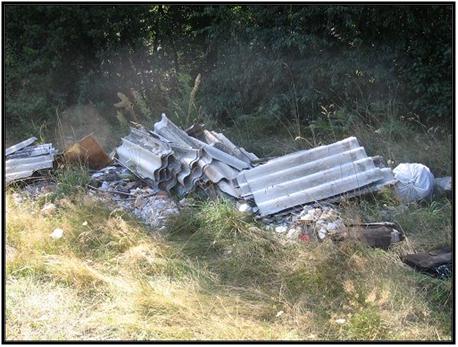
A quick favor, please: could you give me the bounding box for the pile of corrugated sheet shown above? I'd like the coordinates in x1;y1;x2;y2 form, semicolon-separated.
116;114;258;197
6;137;57;184
237;137;395;216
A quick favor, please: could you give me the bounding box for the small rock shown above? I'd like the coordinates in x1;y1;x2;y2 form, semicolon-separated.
134;196;146;209
50;228;64;240
308;208;322;219
326;222;339;232
56;198;72;208
300;214;315;222
179;198;190;207
316;219;326;226
335;318;346;325
100;181;110;191
12;192;23;205
248;226;262;233
40;203;57;216
275;226;288;233
320;210;338;220
286;227;301;239
391;229;401;243
434;176;452;197
6;245;17;262
91;172;105;179
318;227;327;239
237;202;252;213
82;221;88;226
266;224;275;231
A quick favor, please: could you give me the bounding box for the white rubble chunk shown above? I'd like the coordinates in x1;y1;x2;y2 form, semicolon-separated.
50;228;64;239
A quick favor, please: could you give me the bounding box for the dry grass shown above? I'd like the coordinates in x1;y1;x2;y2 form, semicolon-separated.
5;190;452;341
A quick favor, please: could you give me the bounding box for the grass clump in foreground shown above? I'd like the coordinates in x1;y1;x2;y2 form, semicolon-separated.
5;188;452;341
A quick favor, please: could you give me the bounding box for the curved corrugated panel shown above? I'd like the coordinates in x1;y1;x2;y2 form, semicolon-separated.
236;137;394;216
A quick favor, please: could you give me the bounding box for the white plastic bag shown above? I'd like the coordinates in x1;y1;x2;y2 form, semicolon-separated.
393;163;434;202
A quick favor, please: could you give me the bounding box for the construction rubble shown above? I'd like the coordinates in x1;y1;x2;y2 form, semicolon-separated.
6;137;57;184
88;165;179;229
4;113;451;265
116;113;258;198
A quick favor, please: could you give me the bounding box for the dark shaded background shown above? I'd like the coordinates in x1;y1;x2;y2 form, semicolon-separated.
4;4;453;147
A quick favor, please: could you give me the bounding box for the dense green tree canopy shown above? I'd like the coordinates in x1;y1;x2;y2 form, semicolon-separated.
4;4;453;138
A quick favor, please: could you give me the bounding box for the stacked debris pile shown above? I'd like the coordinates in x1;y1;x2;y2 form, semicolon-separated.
88;165;179;229
116;114;258;198
237;137;396;216
6;137;57;184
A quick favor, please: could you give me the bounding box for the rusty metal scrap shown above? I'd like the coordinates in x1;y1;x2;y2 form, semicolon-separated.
63;134;112;170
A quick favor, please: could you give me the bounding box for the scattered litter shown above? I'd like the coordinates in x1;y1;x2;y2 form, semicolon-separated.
82;221;88;226
335;318;346;325
63;134;112;170
296;206;346;241
88;165;179;229
126;193;179;230
393;163;434;202
10;179;57;202
50;228;64;240
264;204;404;249
298;232;311;243
6;137;57;184
402;248;451;279
237;137;395;216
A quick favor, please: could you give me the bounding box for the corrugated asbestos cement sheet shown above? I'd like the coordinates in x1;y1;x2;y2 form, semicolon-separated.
237;137;391;216
6;153;55;183
5;137;38;156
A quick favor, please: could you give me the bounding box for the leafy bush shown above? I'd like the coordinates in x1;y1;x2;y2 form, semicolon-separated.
4;5;452;146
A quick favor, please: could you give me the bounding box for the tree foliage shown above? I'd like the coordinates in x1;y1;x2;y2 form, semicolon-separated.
4;4;453;138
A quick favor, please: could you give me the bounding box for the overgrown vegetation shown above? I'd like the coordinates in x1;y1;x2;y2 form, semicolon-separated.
5;192;452;341
4;5;452;147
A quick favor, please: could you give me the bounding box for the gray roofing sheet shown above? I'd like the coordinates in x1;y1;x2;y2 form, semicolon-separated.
154;114;250;171
236;137;394;216
6;153;55;184
5;137;37;156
